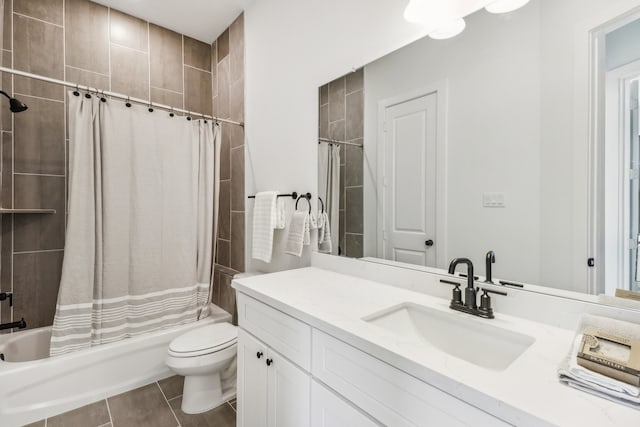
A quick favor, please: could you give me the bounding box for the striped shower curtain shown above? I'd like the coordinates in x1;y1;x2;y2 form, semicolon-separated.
50;94;220;356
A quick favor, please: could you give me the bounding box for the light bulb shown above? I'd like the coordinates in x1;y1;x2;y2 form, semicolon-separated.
428;18;466;40
485;0;531;14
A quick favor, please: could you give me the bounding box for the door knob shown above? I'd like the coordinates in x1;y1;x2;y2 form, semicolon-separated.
256;351;263;359
425;240;434;247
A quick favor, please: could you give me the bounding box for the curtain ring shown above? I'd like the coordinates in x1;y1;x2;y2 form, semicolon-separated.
169;107;174;118
202;113;207;124
295;193;312;214
73;84;80;97
187;111;192;121
100;89;107;103
125;96;131;108
148;102;154;113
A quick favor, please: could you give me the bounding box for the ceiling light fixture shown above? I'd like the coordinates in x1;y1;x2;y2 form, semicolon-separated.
485;0;531;14
428;18;466;40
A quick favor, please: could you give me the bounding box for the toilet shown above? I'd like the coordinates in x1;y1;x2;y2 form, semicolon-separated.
166;321;238;414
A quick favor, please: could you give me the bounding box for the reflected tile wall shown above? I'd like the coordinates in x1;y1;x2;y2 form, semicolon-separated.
319;68;364;258
0;0;244;329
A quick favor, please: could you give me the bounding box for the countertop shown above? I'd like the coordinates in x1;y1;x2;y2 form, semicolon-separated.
232;267;640;427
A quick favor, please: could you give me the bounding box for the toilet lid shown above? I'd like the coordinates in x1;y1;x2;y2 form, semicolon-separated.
168;323;237;357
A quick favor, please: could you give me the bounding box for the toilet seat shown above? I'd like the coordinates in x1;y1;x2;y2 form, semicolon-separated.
168;323;237;358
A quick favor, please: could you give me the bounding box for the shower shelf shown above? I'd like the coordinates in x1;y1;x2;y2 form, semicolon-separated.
0;209;56;214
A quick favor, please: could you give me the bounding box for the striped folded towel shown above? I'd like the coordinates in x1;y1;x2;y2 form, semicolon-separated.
251;191;278;262
285;211;310;257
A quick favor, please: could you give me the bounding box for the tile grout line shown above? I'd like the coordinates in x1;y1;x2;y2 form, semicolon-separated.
156;381;182;427
105;397;114;426
12;11;63;28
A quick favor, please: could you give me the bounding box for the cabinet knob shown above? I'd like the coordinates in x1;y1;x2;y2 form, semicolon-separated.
266;358;273;366
256;351;263;359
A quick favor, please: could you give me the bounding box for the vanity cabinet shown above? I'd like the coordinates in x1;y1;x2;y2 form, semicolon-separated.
237;329;310;427
237;292;508;427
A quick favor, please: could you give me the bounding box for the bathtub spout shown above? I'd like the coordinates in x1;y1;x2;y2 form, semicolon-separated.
0;317;26;330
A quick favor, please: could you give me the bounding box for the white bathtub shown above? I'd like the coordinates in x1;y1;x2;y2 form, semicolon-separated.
0;304;231;427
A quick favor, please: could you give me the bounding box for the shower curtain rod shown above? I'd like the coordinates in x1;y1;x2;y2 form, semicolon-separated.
318;137;363;148
0;66;244;127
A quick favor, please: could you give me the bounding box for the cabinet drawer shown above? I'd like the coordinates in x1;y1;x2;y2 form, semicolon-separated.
237;293;311;370
312;330;511;427
312;380;381;427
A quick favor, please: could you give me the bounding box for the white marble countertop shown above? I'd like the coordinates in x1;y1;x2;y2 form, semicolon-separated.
232;267;640;427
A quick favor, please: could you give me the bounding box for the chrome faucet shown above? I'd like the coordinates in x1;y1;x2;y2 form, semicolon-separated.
443;257;506;319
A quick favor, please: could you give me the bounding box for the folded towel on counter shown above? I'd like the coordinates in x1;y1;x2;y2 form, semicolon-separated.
558;314;640;409
251;191;278;263
318;212;332;253
275;197;286;229
285;211;310;257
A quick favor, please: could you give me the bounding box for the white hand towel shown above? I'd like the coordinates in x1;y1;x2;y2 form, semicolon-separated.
318;212;332;253
285;211;309;257
275;197;286;229
251;191;278;262
557;314;640;409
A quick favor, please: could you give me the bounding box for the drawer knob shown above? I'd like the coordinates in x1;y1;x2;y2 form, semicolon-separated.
266;358;273;366
256;351;263;359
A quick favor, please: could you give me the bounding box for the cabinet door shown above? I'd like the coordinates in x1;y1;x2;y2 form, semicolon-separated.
311;380;380;427
238;329;268;427
267;351;311;427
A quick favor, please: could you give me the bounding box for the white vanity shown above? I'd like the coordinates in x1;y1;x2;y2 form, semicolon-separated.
233;257;640;427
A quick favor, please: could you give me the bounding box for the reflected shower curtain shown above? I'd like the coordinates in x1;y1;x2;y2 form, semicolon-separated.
318;143;340;254
50;94;220;356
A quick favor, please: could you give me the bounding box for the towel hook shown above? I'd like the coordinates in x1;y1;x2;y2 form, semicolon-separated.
295;193;312;214
318;196;325;214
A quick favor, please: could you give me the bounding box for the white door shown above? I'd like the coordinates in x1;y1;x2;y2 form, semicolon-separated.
267;350;311;427
237;329;268;427
383;93;438;266
311;380;380;427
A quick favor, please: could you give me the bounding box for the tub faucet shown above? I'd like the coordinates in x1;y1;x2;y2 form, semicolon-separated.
0;318;26;331
447;258;477;310
485;251;496;284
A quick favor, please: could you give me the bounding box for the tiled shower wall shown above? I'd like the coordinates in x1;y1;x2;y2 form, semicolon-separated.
0;0;244;331
319;69;364;258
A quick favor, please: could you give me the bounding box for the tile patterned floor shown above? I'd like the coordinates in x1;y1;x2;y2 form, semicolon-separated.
24;376;236;427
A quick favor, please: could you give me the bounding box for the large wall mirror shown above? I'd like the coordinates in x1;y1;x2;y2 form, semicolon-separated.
317;0;640;303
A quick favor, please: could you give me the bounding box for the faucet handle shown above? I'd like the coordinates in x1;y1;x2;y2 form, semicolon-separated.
439;279;463;307
478;288;507;319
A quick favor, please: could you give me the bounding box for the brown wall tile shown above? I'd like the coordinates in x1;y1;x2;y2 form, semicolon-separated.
184;66;212;116
149;24;182;93
13;250;64;329
219;180;230;240
150;87;183;110
345;186;363;234
229;14;244;84
1;131;12;207
346;68;364;94
345;142;363;187
14;175;65;251
328;119;345;142
231;146;244;212
13;14;64;100
110;44;149;100
319;84;328;106
319;104;328;139
14;0;63;26
65;66;110;89
230;212;244;272
14;96;65;174
218;272;236;324
2;51;12;131
229;78;243;123
345;233;363;258
0;216;12;327
220;124;231;180
110;9;148;52
217;29;229;61
345;90;363;141
64;0;109;75
229;123;244;149
211;42;218;97
3;0;12;51
216;56;230;119
216;239;230;268
328;77;345;122
184;36;211;71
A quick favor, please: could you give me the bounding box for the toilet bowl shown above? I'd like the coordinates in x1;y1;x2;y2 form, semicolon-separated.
166;322;238;414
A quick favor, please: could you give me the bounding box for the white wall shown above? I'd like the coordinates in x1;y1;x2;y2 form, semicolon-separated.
242;0;489;273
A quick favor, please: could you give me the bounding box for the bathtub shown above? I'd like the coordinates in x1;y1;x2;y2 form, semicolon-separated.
0;304;231;427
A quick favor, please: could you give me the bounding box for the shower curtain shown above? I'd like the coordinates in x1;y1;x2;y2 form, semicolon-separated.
50;94;220;356
318;143;340;254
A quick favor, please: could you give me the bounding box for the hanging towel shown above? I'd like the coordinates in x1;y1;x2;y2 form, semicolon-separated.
275;197;286;229
252;191;278;262
558;314;640;409
318;212;332;253
286;211;309;256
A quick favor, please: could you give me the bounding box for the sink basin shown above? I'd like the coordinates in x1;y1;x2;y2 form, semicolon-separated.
364;303;535;371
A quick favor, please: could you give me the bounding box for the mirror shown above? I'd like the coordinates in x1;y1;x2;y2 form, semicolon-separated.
317;0;640;300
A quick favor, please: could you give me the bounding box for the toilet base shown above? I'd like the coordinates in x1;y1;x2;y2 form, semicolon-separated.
181;373;228;414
